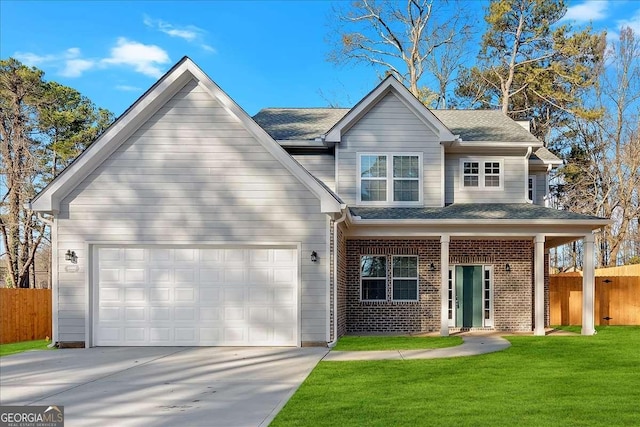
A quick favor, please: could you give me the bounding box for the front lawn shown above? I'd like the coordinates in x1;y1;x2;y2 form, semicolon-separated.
0;340;53;357
333;335;462;351
273;327;640;426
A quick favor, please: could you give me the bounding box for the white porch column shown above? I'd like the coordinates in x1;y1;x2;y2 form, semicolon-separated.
440;234;450;336
582;233;596;335
534;234;546;336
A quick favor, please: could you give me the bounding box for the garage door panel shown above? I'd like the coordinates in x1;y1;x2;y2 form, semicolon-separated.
199;307;220;321
124;269;145;283
248;287;271;303
123;248;145;261
125;307;146;321
150;307;171;321
175;268;196;283
96;247;298;346
175;287;195;302
199;269;222;284
199;288;220;302
150;288;170;301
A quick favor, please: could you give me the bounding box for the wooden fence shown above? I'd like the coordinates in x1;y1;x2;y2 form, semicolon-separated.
550;275;640;326
0;289;52;344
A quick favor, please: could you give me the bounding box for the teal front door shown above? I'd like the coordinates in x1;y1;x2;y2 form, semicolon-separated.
455;266;483;328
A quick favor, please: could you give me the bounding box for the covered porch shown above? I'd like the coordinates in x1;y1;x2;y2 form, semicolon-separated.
337;204;609;338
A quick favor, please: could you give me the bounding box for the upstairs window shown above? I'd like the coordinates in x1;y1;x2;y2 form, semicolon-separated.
528;175;536;202
359;153;422;205
460;158;503;190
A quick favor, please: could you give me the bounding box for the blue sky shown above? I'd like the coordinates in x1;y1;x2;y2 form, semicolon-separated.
1;0;639;117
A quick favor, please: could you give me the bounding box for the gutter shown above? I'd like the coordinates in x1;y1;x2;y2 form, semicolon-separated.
327;207;349;348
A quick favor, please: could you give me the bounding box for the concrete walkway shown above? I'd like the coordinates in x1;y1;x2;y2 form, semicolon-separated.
323;333;511;361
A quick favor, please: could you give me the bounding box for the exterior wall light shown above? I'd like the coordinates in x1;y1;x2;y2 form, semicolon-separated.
505;263;511;272
65;250;77;264
429;263;436;271
310;251;318;262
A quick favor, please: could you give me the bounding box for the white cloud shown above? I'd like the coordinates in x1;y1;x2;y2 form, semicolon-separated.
563;0;609;23
101;38;170;78
606;8;640;43
616;8;640;34
14;52;57;66
14;48;95;77
115;84;142;92
143;15;215;53
60;59;95;77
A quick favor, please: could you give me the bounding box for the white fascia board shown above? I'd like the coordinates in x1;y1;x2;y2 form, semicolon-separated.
189;63;342;214
277;140;329;148
31;59;195;212
324;76;456;143
445;141;544;149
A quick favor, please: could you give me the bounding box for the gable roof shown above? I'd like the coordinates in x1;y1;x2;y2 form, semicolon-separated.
31;57;342;213
255;108;543;144
323;76;457;143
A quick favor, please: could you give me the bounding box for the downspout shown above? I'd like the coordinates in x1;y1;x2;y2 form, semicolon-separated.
524;146;532;202
327;207;348;347
36;212;58;348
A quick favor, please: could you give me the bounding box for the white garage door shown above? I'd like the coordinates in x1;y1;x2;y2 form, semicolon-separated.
94;247;298;346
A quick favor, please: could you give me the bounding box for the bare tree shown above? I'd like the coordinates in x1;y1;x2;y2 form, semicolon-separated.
559;27;640;266
328;0;471;105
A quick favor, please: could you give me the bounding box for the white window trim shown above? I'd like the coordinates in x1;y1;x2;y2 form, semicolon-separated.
357;153;423;206
483;265;494;328
360;255;387;302
391;256;419;301
459;158;504;191
528;175;537;204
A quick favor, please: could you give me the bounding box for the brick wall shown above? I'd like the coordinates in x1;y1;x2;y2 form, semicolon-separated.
337;224;348;338
328;220;349;342
345;238;535;334
346;239;441;333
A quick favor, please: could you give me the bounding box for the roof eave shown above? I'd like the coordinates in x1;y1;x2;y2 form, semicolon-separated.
351;218;611;227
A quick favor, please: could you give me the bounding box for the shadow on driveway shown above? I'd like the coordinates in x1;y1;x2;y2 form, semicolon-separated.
0;346;327;426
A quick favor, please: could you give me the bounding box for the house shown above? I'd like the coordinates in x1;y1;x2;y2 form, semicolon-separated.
31;57;608;348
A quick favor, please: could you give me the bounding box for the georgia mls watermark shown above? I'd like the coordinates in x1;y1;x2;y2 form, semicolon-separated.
0;406;64;427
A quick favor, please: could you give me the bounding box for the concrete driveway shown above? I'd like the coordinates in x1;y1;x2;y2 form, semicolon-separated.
0;346;327;426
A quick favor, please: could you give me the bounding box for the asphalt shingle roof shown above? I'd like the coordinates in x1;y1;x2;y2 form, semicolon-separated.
253;108;541;144
431;110;540;143
350;204;606;221
532;146;562;164
253;108;348;140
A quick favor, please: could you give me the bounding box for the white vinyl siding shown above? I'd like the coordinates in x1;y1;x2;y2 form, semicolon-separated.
292;153;335;191
445;154;526;203
336;92;441;206
530;171;547;205
56;79;328;344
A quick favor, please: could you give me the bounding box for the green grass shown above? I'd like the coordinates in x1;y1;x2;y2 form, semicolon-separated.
0;339;53;357
333;335;463;351
272;326;640;426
